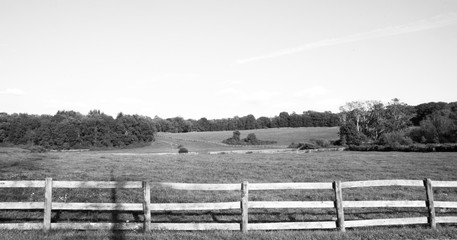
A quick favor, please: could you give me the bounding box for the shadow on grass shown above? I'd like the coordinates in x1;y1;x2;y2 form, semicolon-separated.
110;169;125;240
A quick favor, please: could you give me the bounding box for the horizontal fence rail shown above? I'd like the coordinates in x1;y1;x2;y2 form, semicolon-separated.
1;179;457;232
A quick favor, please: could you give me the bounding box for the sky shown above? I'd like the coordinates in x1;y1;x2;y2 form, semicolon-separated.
1;0;457;120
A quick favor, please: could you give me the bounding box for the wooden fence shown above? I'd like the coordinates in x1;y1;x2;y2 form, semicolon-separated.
1;179;457;232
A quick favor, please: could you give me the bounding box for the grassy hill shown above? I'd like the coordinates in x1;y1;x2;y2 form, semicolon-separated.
152;127;339;153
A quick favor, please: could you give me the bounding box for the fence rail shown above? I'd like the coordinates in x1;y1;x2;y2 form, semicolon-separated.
1;178;457;232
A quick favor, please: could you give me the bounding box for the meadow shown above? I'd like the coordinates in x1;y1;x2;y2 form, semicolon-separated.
1;127;457;239
153;127;339;153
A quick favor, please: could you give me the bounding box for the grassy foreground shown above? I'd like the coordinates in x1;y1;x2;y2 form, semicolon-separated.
1;148;457;239
2;227;457;240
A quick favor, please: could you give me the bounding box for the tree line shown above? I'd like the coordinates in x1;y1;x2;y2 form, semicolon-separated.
1;99;456;150
153;111;340;133
0;110;156;150
338;99;457;147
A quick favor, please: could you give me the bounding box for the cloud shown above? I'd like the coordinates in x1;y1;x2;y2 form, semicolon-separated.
0;88;26;95
237;12;457;64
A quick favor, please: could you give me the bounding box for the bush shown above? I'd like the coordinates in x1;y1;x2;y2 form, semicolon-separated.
310;138;331;148
347;143;457;152
178;147;189;154
288;142;318;150
377;131;413;148
339;122;367;145
223;132;277;145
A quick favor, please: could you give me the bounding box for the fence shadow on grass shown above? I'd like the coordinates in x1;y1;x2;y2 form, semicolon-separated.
110;169;125;240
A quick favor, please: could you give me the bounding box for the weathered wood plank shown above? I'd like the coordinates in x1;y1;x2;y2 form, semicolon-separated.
345;217;428;228
0;223;43;230
341;180;423;188
150;223;240;231
150;202;240;211
249;182;333;190
343;201;426;208
248;221;336;230
0;181;45;188
44;178;52;232
249;201;334;209
143;181;151;232
435;201;457;208
53;181;142;189
431;181;457;188
425;178;436;229
157;182;240;191
436;216;457;223
334;181;345;232
51;222;142;230
52;202;143;211
0;202;44;209
241;181;249;233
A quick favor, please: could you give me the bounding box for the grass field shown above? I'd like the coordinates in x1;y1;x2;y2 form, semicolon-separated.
153;127;339;153
1;143;457;239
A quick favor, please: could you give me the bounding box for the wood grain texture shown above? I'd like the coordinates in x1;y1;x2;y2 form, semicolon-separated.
157;182;240;191
143;181;151;232
435;201;457;208
150;202;240;211
248;221;336;230
345;217;428;228
0;223;43;230
51;222;143;230
0;180;45;188
43;178;52;232
249;201;334;209
52;202;143;211
431;181;457;188
53;181;142;189
436;216;457;223
249;182;333;190
334;181;345;232
343;200;426;208
424;178;436;229
0;202;44;209
241;181;249;233
150;223;240;231
341;180;423;188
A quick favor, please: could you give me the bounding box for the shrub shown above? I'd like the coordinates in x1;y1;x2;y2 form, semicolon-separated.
310;138;330;148
339;122;367;145
377;131;413;148
289;142;318;150
223;132;276;145
178;147;189;154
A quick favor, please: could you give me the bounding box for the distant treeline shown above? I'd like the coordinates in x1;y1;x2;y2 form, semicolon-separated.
0;110;156;150
1;100;456;150
153;111;341;133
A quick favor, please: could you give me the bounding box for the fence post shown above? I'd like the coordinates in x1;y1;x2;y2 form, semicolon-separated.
333;181;345;232
143;181;151;232
241;181;249;233
44;178;53;232
424;178;436;229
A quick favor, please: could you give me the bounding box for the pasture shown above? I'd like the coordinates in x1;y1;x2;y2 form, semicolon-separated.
1;142;457;239
152;127;339;153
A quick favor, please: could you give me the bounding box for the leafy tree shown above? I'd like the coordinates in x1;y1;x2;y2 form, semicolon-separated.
278;112;289;127
339;122;367;145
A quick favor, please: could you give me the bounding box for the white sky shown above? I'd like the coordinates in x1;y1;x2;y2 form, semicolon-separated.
1;0;457;119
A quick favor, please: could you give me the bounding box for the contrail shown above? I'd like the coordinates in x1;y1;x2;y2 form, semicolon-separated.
237;12;457;64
